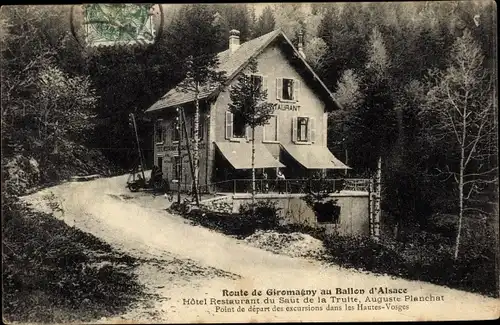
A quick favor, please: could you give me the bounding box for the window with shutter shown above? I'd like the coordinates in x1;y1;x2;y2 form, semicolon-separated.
225;111;233;139
282;78;294;100
232;113;246;138
297;117;309;142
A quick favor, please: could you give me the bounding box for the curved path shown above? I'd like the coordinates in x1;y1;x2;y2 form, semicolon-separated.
23;175;499;323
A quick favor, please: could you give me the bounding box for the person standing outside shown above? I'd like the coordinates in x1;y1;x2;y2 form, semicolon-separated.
276;168;286;194
262;169;269;193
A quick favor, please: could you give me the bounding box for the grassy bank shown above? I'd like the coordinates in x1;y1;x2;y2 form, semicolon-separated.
2;197;145;323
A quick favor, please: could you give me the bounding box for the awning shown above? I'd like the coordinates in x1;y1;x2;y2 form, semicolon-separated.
281;144;350;169
215;142;285;169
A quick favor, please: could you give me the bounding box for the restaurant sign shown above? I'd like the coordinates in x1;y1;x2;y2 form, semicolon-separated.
273;103;300;112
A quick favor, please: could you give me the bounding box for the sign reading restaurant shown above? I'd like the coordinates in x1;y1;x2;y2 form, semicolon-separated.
273;103;300;111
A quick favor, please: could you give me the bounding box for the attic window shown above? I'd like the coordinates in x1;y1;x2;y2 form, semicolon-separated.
283;78;294;100
277;78;300;101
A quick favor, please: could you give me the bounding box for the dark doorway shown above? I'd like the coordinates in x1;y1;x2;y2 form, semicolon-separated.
157;156;163;172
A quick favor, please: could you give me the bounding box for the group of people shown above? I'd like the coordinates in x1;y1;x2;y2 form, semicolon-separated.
260;168;286;194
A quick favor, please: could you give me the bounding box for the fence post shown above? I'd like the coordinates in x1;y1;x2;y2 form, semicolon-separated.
285;180;288;194
233;179;236;195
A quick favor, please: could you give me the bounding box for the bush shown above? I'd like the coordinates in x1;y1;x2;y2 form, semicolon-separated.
322;230;498;298
302;192;341;224
239;200;282;231
179;200;281;239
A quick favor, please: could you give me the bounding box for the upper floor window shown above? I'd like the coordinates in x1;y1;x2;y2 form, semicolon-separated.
155;119;164;143
277;78;300;101
225;111;246;139
264;115;278;142
233;113;246;138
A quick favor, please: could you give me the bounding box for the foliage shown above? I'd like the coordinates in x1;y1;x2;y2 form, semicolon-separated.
239;200;282;230
211;4;253;46
303;37;328;71
302;180;341;224
168;4;226;89
421;29;497;258
1;6;117;186
252;5;276;38
2;198;144;323
178;200;281;238
228;58;274;128
322;219;497;298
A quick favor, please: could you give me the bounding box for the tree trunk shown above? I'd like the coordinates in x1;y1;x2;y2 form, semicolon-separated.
193;83;200;203
251;126;256;207
454;106;467;260
454;144;465;260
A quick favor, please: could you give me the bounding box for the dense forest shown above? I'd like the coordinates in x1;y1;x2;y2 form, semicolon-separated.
1;2;498;297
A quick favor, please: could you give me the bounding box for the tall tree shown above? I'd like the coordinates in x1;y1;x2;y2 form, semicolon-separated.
169;5;226;204
1;6;98;182
211;4;252;48
228;59;274;205
253;5;276;37
422;30;497;260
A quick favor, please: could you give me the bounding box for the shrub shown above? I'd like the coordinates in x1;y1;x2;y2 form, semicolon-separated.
179;200;281;238
302;192;341;224
239;200;281;231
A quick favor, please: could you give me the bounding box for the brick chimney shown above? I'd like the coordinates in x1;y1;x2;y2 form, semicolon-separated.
298;30;306;59
229;29;240;53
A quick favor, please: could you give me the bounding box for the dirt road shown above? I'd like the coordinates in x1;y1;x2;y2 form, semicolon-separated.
23;174;499;323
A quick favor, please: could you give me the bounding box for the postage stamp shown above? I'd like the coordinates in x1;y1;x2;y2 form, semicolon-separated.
83;4;157;47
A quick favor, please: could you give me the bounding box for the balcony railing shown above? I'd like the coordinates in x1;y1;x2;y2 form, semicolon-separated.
193;178;371;195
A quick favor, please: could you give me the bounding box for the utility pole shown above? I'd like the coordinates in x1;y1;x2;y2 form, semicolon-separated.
129;113;145;181
176;109;182;204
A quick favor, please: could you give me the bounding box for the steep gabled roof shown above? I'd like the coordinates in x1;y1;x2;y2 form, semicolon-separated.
146;29;341;113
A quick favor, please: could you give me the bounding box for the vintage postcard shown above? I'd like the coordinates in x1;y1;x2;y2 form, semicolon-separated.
2;2;499;323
